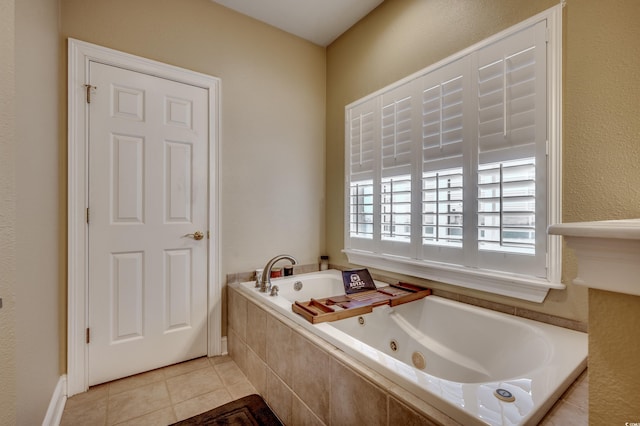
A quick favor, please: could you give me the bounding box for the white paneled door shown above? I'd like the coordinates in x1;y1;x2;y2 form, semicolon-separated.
88;62;209;385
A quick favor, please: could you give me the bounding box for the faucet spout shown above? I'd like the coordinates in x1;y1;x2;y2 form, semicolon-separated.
259;254;297;292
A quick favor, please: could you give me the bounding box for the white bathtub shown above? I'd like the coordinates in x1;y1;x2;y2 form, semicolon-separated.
235;270;587;425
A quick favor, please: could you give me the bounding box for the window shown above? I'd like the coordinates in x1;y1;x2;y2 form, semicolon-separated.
381;175;411;243
477;158;536;255
344;6;564;302
423;167;463;248
349;180;373;239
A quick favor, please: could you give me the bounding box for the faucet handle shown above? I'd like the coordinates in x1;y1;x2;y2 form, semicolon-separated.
270;285;279;296
254;269;263;288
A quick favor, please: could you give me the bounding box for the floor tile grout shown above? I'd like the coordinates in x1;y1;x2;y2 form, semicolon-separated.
61;356;257;426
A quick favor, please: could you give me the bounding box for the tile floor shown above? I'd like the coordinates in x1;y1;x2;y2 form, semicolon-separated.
60;356;257;425
61;356;588;425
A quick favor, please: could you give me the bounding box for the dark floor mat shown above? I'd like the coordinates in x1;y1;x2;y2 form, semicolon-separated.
170;394;283;426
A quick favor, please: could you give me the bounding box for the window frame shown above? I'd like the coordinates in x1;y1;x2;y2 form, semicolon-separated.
343;5;564;303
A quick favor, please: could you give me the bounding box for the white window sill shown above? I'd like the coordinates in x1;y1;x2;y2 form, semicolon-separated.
343;249;565;303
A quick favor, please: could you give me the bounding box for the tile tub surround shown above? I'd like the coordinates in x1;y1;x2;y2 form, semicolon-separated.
228;284;455;425
227;284;588;425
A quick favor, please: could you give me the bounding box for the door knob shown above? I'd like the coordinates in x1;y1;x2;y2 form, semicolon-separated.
185;231;204;241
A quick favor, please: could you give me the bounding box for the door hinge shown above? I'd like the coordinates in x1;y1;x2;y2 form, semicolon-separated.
86;207;90;224
84;84;97;104
86;328;90;344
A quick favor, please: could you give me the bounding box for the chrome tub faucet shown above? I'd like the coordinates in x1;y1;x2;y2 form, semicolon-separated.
259;254;297;292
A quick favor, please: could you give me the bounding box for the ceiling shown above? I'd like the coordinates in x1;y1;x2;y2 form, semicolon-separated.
211;0;384;46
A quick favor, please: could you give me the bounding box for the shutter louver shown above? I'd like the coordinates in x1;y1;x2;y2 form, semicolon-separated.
477;22;545;165
422;65;466;172
349;103;376;179
381;87;414;177
477;158;536;254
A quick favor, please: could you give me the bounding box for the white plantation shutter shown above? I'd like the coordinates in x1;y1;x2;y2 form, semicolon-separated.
349;180;374;240
420;58;470;262
421;58;468;173
345;7;561;300
477;21;546;165
347;98;379;251
349;100;377;179
379;84;417;255
381;86;414;176
476;21;547;276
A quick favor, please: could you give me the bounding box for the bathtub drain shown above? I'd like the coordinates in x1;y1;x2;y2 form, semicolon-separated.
494;388;515;403
412;351;426;370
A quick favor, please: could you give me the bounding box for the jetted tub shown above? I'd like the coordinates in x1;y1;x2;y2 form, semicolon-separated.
235;269;587;425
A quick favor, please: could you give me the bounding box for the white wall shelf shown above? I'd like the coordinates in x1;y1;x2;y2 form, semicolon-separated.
549;219;640;296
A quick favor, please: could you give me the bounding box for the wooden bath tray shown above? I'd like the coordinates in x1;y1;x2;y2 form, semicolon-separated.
292;283;431;324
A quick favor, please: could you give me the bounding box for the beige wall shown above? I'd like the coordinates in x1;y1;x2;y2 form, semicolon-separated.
326;0;640;323
14;0;63;423
60;0;325;348
0;0;17;423
61;0;326;277
570;2;640;421
589;289;640;423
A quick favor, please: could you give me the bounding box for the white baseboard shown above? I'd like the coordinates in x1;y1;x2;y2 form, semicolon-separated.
42;375;67;426
47;338;226;425
221;336;228;355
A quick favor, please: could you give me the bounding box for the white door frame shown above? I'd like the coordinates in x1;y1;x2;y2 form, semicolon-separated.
67;38;222;396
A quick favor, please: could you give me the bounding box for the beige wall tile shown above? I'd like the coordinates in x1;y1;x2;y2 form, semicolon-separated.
266;316;294;386
247;301;267;361
228;288;247;340
227;327;247;373
266;369;293;425
515;308;587;332
292;396;326;426
330;359;387;426
457;295;516;315
291;331;331;424
388;396;438;426
245;347;267;396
